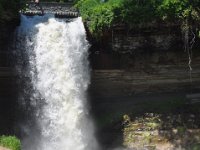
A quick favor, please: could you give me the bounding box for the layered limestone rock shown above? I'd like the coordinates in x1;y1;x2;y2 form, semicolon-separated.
89;25;200;149
90;51;200;98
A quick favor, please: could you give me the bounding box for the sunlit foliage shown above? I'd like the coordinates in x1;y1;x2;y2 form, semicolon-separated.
0;135;21;150
75;0;123;34
75;0;200;35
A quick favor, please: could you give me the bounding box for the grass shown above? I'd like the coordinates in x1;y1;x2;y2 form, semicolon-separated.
0;136;21;150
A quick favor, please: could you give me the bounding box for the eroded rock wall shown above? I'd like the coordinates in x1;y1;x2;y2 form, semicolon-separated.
89;25;200;99
88;25;200;149
0;21;18;135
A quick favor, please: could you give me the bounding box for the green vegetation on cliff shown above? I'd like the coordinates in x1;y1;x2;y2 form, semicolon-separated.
75;0;123;34
0;136;21;150
75;0;200;36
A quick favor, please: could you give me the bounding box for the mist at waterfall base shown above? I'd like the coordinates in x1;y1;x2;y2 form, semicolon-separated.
15;14;98;150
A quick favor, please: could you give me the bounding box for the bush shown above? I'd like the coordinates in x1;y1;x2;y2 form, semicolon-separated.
75;0;123;34
75;0;200;36
0;136;21;150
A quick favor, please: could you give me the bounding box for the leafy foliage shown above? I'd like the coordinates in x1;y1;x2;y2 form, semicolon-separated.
0;135;21;150
120;0;160;25
158;0;200;20
75;0;200;35
75;0;123;34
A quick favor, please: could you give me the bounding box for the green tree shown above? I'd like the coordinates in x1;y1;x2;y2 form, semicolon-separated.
75;0;200;36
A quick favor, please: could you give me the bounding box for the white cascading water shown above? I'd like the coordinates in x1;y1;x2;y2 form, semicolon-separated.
15;15;98;150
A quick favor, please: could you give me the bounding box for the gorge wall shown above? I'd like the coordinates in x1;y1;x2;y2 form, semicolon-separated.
0;16;200;139
0;21;19;135
88;24;200;148
89;24;200;99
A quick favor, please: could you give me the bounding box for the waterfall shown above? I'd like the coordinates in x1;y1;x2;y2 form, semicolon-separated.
15;15;98;150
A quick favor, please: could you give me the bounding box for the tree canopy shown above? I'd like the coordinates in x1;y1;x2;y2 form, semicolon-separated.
75;0;200;36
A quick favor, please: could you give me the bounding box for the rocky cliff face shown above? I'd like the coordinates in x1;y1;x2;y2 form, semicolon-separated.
0;21;19;135
88;25;200;148
112;24;183;53
89;24;200;97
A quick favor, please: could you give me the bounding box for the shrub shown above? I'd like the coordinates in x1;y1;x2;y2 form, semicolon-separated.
75;0;200;36
0;135;21;150
75;0;123;34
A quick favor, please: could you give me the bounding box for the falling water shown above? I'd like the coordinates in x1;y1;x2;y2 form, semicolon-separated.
15;15;98;150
